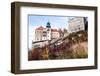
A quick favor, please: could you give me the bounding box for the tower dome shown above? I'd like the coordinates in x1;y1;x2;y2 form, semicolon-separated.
46;21;51;28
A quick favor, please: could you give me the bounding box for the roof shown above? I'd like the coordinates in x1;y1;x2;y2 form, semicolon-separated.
36;26;59;32
36;26;45;30
51;29;58;32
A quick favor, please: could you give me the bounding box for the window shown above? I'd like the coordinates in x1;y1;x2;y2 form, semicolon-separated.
43;31;47;37
47;29;50;31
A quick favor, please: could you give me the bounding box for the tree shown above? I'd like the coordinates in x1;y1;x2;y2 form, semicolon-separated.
41;46;49;59
58;28;64;37
84;17;88;31
63;28;68;37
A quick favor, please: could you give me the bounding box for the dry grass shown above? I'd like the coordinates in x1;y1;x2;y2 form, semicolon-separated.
28;30;88;60
71;42;88;58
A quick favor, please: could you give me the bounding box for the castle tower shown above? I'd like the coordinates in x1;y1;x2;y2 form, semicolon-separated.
46;22;51;40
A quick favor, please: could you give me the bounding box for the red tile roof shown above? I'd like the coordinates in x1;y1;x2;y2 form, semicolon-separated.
36;26;45;30
36;26;58;32
51;29;58;32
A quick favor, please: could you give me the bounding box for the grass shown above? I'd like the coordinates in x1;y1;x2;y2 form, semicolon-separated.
70;44;88;58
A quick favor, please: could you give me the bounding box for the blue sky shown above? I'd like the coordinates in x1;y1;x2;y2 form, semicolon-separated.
28;15;69;29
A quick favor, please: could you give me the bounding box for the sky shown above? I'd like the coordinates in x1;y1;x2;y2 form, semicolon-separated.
28;15;69;29
28;15;69;49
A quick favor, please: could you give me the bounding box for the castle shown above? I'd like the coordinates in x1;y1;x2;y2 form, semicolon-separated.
35;22;60;41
